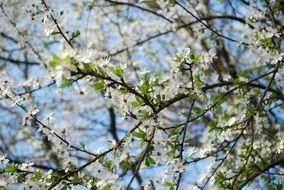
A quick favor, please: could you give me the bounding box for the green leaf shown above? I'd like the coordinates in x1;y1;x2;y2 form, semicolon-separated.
130;100;141;107
61;185;68;190
91;80;105;91
133;129;146;139
97;66;108;77
147;155;156;165
71;30;80;39
110;65;123;78
194;107;202;114
79;62;97;72
46;176;55;184
140;140;146;148
145;155;156;167
50;31;61;36
188;91;200;100
175;55;183;63
137;110;150;121
71;173;81;185
163;182;174;187
120;160;131;170
60;77;73;88
67;162;76;171
149;180;155;189
178;62;186;75
79;141;86;149
5;164;18;173
138;76;151;95
193;74;205;88
32;170;42;181
102;184;112;190
167;0;175;7
267;182;283;190
118;87;129;94
190;53;201;62
155;94;165;106
18;174;26;183
103;159;113;170
49;54;61;69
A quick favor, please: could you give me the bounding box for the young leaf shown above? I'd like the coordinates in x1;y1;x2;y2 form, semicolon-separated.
60;77;73;88
49;54;61;69
97;66;108;77
91;80;105;91
5;164;18;174
110;65;123;78
71;30;80;39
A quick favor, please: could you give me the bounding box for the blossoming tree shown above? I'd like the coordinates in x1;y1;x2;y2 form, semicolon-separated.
0;0;283;189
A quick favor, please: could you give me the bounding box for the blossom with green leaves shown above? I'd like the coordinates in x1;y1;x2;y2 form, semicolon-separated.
0;0;283;189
